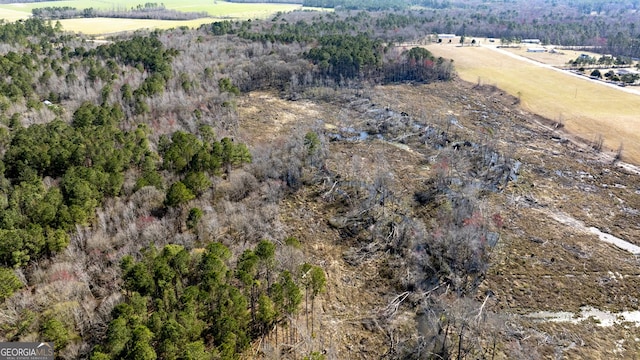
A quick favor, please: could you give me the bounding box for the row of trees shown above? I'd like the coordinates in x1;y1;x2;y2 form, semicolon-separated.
302;0;408;10
569;54;631;66
302;0;452;9
32;5;208;21
590;68;640;83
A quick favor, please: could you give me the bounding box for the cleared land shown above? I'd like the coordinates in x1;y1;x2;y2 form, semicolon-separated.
239;80;640;358
0;6;29;21
427;43;640;163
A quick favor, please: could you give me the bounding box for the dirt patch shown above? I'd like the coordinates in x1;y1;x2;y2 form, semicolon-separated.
239;92;323;143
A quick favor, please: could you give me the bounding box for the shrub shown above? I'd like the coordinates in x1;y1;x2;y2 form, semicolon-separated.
183;172;211;196
0;267;22;300
186;207;204;230
41;317;70;349
165;181;195;207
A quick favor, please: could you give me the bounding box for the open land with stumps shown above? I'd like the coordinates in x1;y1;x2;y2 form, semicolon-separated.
235;78;640;358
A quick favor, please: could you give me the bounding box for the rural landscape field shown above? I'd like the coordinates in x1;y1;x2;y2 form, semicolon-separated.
0;0;639;359
427;43;640;162
0;0;307;34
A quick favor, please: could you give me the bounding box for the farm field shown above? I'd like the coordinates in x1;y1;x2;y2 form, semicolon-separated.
0;1;307;34
0;0;303;15
427;43;640;163
55;17;217;35
0;6;29;21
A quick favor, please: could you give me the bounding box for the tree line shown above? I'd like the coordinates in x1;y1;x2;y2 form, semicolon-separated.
289;0;640;59
300;0;451;10
204;19;453;87
32;5;208;21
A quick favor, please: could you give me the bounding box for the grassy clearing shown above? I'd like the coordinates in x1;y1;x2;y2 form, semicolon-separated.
427;44;640;163
469;38;604;66
0;1;306;30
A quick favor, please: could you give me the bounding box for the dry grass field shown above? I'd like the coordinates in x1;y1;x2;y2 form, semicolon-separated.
0;1;306;35
0;7;30;21
0;0;303;16
427;43;640;163
468;38;603;66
